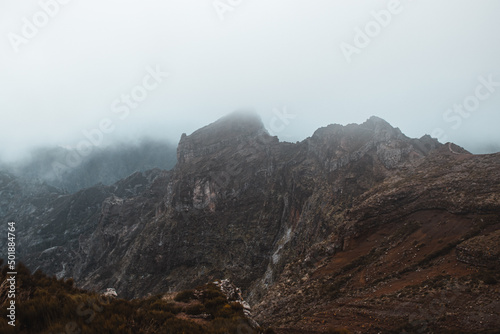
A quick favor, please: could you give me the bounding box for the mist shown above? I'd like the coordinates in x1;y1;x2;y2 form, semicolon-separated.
1;0;499;162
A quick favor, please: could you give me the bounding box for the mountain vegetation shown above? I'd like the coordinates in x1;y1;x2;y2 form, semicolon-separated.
0;262;260;334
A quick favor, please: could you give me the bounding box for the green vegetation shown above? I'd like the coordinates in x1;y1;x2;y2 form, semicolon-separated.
0;261;260;333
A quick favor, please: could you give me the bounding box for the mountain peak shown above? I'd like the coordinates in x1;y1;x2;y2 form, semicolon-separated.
361;116;403;136
311;116;402;141
177;110;269;164
180;110;265;142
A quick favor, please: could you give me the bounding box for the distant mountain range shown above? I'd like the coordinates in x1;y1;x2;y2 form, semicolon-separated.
1;112;499;333
0;139;177;193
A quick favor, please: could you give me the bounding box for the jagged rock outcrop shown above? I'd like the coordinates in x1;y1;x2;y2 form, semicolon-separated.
214;279;259;328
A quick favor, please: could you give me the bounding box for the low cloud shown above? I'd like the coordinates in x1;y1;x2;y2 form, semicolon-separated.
1;0;499;161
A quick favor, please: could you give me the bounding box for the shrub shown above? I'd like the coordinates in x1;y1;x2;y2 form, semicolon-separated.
150;300;182;314
204;296;228;310
65;278;75;288
229;302;244;312
0;263;259;334
174;289;196;302
185;303;206;315
215;304;233;318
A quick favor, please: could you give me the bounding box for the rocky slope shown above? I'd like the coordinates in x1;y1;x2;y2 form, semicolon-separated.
0;168;167;280
1;111;499;333
253;146;500;333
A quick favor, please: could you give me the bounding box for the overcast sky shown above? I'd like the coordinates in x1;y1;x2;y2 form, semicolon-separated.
1;0;499;161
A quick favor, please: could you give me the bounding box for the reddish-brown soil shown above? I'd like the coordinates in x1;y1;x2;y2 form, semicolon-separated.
259;210;500;334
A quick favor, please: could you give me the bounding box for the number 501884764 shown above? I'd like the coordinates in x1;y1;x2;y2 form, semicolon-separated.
7;222;16;270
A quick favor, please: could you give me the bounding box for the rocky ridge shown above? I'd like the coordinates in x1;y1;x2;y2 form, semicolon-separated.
1;111;499;333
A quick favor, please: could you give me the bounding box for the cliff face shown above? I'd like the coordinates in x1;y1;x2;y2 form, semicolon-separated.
0;168;166;280
2;112;499;333
80;111;290;296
